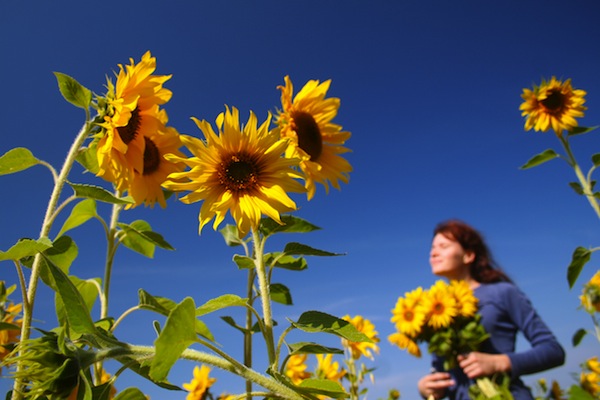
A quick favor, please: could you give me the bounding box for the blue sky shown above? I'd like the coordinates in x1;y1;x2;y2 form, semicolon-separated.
1;1;600;399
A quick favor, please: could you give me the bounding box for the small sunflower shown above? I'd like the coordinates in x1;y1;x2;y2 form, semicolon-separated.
315;354;346;382
449;280;478;318
580;371;600;397
388;332;421;358
422;281;458;330
588;357;600;374
390;289;426;338
276;76;352;200
164;106;305;237
520;76;587;135
341;315;380;360
285;354;312;385
580;270;600;313
0;302;22;363
183;365;216;400
97;51;173;192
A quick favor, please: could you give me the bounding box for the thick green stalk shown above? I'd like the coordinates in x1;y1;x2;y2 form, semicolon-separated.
251;228;276;366
12;121;91;400
101;202;123;319
245;267;256;400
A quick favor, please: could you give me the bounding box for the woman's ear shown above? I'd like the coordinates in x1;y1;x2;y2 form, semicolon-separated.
463;251;475;265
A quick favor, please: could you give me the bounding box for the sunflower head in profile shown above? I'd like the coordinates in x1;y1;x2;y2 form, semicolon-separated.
164;106;305;237
520;76;587;136
449;279;478;318
276;76;352;200
388;332;421;358
96;51;173;193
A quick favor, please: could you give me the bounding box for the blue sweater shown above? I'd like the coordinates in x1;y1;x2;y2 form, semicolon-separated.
431;282;565;399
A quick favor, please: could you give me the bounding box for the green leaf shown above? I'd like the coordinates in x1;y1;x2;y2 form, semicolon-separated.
0;237;53;261
297;378;349;399
567;247;592;288
119;220;174;258
519;149;560;169
53;72;92;109
284;242;343;257
567;384;596;399
195;294;247;317
287;342;344;355
44;254;96;334
567;125;599;137
259;215;321;236
68;183;134;205
219;224;246;247
233;254;255;269
291;311;372;342
592;153;600;167
76;143;99;174
264;253;308;271
57;199;98;237
0;147;40;176
270;283;293;305
56;275;100;331
569;182;584;195
114;387;150;400
150;297;197;382
572;328;587;347
220;316;249;334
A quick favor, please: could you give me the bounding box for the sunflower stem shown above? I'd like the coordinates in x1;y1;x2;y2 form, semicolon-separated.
245;265;256;400
559;135;600;220
101;201;124;319
251;228;276;367
12;121;92;400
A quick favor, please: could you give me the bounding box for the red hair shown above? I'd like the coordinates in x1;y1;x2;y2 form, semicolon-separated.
433;220;511;283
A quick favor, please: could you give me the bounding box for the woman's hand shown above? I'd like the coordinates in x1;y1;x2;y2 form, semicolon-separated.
457;352;512;379
418;371;454;399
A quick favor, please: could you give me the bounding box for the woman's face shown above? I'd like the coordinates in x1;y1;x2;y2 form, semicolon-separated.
429;233;474;280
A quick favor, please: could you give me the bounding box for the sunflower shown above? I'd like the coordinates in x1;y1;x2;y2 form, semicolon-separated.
388;332;421;358
421;281;458;330
449;280;478;318
520;76;587;135
183;365;217;400
0;302;22;364
97;51;173;192
588;357;600;374
164;106;305;237
390;288;426;338
127;109;185;208
315;353;346;382
580;270;600;313
341;315;380;360
276;76;352;200
285;354;312;385
580;371;600;397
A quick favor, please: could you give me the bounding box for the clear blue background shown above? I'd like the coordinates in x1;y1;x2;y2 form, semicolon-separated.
1;1;599;399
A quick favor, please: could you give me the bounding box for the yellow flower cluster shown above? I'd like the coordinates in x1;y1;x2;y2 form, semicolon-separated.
580;356;600;397
520;76;587;136
388;280;480;361
580;270;600;313
0;302;22;365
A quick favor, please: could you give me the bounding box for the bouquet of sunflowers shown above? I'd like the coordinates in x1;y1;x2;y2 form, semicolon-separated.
389;280;512;399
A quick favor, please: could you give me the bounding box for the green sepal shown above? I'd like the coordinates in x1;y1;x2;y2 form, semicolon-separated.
150;297;197;382
219;224;247;247
290;311;372;343
283;242;344;257
114;387;150;400
0;147;40;176
572;328;587;347
567;125;599;137
519;149;559;169
119;220;174;258
259;215;321;236
53;72;92;109
287;342;344;355
68;182;134;205
0;237;53;262
270;283;293;305
57;199;98;237
567;247;592;288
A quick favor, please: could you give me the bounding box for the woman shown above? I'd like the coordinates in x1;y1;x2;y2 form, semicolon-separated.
417;220;565;400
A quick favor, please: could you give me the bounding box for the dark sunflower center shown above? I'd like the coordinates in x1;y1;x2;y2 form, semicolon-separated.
404;311;414;321
117;107;141;145
540;90;565;113
291;111;322;161
433;303;445;314
219;154;259;192
143;137;160;175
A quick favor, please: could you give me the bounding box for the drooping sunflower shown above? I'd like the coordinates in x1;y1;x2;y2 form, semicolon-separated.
390;288;427;338
341;315;380;360
127;109;185;208
520;76;587;135
388;332;421;358
183;365;217;400
285;354;312;385
421;281;458;330
315;353;346;382
97;51;173;192
449;280;478;318
276;76;352;200
164;106;305;237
